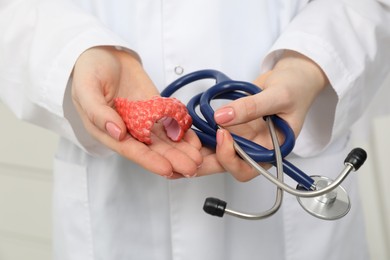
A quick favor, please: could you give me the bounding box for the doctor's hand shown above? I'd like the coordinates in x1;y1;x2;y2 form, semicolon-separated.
197;50;329;181
71;46;202;178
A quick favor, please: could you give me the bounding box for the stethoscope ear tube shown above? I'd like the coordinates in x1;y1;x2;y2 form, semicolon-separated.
344;147;367;170
203;197;227;217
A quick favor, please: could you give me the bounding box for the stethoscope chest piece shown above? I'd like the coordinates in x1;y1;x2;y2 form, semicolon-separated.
297;176;350;220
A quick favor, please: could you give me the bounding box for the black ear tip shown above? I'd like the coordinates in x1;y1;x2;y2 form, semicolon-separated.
345;148;367;171
203;197;227;217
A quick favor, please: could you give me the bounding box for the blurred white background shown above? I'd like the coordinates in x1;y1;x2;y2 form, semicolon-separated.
0;76;389;259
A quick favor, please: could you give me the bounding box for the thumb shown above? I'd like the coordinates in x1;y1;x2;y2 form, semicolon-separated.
96;104;128;141
72;89;127;142
214;71;280;126
214;92;276;126
253;70;272;86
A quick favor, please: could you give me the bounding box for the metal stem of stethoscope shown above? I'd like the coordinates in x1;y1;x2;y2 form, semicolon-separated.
233;135;355;199
216;117;285;220
218;116;284;220
204;116;367;220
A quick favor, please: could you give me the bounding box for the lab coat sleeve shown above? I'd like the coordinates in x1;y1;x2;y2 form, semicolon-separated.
262;0;390;157
0;0;133;157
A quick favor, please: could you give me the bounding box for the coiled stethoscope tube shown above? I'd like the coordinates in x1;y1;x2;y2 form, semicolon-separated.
161;69;367;220
162;69;315;190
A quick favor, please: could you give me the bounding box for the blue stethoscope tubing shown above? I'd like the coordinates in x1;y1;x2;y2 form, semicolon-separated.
160;69;315;190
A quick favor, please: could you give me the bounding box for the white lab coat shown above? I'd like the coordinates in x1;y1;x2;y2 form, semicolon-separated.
1;0;390;259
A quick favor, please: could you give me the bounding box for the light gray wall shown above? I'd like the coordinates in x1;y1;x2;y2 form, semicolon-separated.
0;103;57;260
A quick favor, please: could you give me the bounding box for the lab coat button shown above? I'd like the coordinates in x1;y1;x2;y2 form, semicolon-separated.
174;66;184;75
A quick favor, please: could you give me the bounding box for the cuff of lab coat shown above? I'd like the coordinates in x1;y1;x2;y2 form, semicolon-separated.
261;31;351;157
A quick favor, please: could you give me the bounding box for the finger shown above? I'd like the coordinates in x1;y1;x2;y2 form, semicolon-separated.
195;153;225;177
253;70;273;86
182;129;202;151
153;124;203;166
72;83;128;142
166;172;185;180
150;129;202;177
76;121;175;177
122;141;174;176
215;129;259;182
72;104;175;177
214;86;289;127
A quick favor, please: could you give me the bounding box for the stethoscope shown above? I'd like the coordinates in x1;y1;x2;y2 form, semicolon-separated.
161;69;367;221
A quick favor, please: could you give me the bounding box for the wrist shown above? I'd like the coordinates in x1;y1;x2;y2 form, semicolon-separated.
274;50;329;92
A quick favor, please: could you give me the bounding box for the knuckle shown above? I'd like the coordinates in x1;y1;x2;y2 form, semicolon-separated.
276;86;294;109
86;110;98;126
242;97;259;120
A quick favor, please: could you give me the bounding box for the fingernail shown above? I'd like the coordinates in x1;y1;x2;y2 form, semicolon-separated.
184;173;197;178
214;107;234;124
165;172;174;178
106;122;121;141
216;129;224;146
